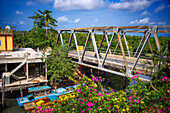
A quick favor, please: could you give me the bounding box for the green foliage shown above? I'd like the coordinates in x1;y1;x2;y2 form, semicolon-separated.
28;9;57;29
31;49;170;113
46;44;78;81
13;30;29;47
32;74;170;113
143;49;170;77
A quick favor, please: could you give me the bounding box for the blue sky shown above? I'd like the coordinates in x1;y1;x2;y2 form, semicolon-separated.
0;0;170;35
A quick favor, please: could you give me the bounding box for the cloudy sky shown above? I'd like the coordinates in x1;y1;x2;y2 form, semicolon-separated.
0;0;170;32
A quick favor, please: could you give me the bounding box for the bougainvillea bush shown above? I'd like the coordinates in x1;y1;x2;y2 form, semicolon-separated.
31;73;170;113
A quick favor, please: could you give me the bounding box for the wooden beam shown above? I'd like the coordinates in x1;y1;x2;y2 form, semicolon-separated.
117;32;129;72
26;63;29;80
148;39;153;54
157;30;170;33
154;33;161;51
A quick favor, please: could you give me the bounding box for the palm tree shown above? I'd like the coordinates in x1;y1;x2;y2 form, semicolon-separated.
29;9;58;37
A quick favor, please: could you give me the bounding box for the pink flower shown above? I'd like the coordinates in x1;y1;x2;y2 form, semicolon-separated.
164;77;167;79
162;77;168;82
133;100;136;102
86;102;93;107
89;90;92;92
130;104;132;106
158;109;161;112
92;77;95;82
78;88;81;93
99;78;102;82
162;78;165;82
80;102;84;104
131;76;138;80
80;109;85;113
103;78;105;81
129;96;132;99
137;99;139;103
38;106;41;109
129;99;132;102
98;93;103;97
87;108;91;111
94;89;98;92
89;87;93;89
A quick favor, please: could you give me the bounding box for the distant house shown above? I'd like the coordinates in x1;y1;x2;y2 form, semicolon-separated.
0;29;13;51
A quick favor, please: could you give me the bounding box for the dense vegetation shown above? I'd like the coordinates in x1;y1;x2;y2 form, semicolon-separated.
31;48;170;112
13;30;170;55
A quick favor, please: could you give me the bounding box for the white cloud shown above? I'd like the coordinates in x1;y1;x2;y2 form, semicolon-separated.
53;0;104;11
57;15;80;23
12;22;16;25
130;19;138;24
141;11;150;15
94;18;98;22
16;11;24;15
154;4;165;13
109;0;156;12
34;0;53;4
74;18;80;23
158;22;166;25
19;21;24;25
57;15;69;22
27;0;53;6
130;17;150;24
150;22;156;25
138;17;150;24
27;1;37;6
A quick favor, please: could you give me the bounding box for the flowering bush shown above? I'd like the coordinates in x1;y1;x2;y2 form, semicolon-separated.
31;73;170;113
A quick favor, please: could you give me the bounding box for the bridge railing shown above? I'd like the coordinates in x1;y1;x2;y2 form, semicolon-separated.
56;25;170;82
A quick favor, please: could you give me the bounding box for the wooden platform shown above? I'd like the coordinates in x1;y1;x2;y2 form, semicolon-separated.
69;50;151;71
0;77;48;91
23;102;37;112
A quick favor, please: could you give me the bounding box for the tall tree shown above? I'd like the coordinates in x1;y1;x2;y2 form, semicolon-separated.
28;9;58;36
46;44;78;81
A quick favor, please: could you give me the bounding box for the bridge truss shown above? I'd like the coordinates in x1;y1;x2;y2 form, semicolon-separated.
56;25;170;82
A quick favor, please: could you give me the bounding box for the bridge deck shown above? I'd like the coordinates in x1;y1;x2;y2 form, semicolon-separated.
69;50;151;71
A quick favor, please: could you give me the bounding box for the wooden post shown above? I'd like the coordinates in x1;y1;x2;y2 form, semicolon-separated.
45;62;47;80
1;85;5;107
117;32;129;72
148;39;153;54
2;76;5;107
5;64;7;72
26;62;29;79
154;33;161;51
20;81;23;97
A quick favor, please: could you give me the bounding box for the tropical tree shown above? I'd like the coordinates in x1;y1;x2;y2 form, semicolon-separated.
46;44;78;81
28;9;58;37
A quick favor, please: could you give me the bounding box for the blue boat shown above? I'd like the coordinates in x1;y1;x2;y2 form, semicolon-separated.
16;84;78;106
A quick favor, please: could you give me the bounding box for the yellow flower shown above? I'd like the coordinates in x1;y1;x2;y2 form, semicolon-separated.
122;91;126;95
94;83;98;87
126;108;129;111
141;101;144;104
122;97;126;101
122;109;126;112
115;105;119;109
